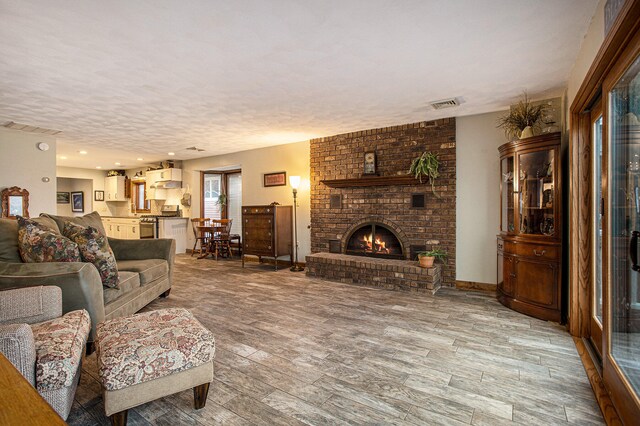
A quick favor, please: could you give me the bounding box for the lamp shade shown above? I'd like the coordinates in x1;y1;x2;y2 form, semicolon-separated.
289;175;301;189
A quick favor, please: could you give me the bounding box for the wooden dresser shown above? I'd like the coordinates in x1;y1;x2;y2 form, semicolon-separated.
241;205;293;270
497;132;562;322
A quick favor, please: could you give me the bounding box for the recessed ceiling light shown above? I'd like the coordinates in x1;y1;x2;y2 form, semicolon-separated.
59;156;67;160
167;152;175;156
137;158;144;161
115;162;121;166
79;150;88;155
96;166;102;169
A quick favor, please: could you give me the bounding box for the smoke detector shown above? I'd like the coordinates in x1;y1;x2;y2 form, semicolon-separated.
430;98;460;110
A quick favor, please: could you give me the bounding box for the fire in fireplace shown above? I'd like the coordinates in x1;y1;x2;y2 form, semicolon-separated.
345;223;403;259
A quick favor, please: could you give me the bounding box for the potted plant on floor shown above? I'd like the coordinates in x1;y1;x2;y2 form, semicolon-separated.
408;151;440;197
417;248;447;268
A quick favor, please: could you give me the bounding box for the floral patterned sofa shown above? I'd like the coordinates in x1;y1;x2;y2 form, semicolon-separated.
0;286;90;420
0;212;175;349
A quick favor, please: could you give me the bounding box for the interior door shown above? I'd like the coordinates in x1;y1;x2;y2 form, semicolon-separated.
591;102;604;356
606;52;640;415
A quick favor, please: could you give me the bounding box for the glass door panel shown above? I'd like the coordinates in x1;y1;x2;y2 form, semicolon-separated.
518;150;555;236
203;173;222;219
501;156;514;233
609;54;640;395
592;112;604;355
227;173;242;235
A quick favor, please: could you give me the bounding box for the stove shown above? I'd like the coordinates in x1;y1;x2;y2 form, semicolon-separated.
139;205;180;238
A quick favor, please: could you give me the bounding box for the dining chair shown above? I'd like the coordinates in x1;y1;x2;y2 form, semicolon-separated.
190;218;210;257
210;219;233;260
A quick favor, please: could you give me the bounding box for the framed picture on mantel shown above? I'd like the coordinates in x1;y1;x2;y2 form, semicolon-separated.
363;151;377;175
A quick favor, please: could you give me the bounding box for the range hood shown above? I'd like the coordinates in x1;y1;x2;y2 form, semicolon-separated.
151;181;181;189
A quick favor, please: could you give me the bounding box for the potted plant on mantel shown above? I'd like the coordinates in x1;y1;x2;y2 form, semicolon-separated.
417;248;447;268
408;151;440;197
497;91;546;140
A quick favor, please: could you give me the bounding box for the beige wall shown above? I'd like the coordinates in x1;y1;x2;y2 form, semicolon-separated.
566;0;605;111
56;166;112;216
182;141;310;258
0;128;57;216
456;110;508;285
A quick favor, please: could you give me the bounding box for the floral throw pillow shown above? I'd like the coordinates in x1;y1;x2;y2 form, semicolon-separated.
63;221;119;289
17;216;82;263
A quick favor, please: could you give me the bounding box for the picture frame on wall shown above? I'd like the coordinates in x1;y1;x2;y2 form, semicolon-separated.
363;151;377;175
264;171;287;187
71;191;84;213
57;192;70;204
94;190;104;201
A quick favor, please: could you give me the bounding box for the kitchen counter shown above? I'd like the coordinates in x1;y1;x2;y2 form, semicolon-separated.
102;216;140;219
157;217;189;220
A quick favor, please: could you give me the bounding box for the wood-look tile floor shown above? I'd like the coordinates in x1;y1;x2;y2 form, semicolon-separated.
68;255;604;425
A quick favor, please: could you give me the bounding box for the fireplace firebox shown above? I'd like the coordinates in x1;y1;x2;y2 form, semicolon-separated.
345;223;404;259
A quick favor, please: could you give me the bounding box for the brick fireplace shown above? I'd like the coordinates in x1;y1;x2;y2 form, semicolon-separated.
308;118;456;288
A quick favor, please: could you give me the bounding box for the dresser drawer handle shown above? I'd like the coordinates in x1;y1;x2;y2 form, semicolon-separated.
533;249;546;257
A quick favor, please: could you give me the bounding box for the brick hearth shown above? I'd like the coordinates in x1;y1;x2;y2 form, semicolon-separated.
306;253;442;294
309;119;456;288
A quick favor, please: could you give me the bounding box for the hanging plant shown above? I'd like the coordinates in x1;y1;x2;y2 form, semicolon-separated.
497;91;545;140
408;151;440;197
217;193;227;206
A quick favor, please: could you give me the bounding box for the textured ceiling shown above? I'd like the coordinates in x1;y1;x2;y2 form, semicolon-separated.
0;0;598;169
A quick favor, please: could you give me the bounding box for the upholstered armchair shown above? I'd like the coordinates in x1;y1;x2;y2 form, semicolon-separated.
0;286;91;420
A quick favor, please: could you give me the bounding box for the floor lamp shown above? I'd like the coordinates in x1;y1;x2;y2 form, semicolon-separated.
289;175;304;272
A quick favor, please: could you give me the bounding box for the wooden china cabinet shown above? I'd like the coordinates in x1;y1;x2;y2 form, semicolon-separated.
497;132;562;322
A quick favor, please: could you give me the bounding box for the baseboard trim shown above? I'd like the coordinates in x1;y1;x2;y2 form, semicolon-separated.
573;337;622;425
455;280;496;293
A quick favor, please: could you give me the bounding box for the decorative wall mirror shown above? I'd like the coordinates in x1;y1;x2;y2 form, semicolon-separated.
1;186;30;219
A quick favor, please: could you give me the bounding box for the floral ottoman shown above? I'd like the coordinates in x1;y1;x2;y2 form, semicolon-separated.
95;308;215;425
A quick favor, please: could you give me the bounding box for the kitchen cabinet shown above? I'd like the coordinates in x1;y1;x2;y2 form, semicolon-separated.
497;132;562;322
156;168;181;182
103;218;140;239
104;176;128;201
145;168;181;200
241;205;292;270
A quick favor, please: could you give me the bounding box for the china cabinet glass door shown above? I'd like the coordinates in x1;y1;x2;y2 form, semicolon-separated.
501;156;515;233
517;149;555;236
608;54;640;399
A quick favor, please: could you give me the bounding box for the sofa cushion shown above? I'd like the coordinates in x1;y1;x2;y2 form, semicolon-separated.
0;217;61;263
116;259;168;285
31;309;91;391
103;271;140;305
41;211;106;238
17;217;82;264
63;222;119;289
96;308;215;391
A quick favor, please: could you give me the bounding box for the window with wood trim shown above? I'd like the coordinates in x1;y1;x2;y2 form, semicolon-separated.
132;181;150;212
201;170;242;234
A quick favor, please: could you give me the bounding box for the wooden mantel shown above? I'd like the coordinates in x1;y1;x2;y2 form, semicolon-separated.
320;175;420;188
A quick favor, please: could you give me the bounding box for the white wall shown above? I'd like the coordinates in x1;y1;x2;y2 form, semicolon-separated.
56;166;111;216
56;177;93;216
566;0;605;111
0;128;57;216
456;110;508;285
182;141;310;258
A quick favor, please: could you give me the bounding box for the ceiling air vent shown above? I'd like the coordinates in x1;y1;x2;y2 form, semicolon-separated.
430;98;459;110
2;121;62;135
186;146;205;152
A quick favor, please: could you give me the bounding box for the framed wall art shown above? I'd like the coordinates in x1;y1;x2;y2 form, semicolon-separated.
57;192;70;204
264;172;287;187
71;191;84;213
